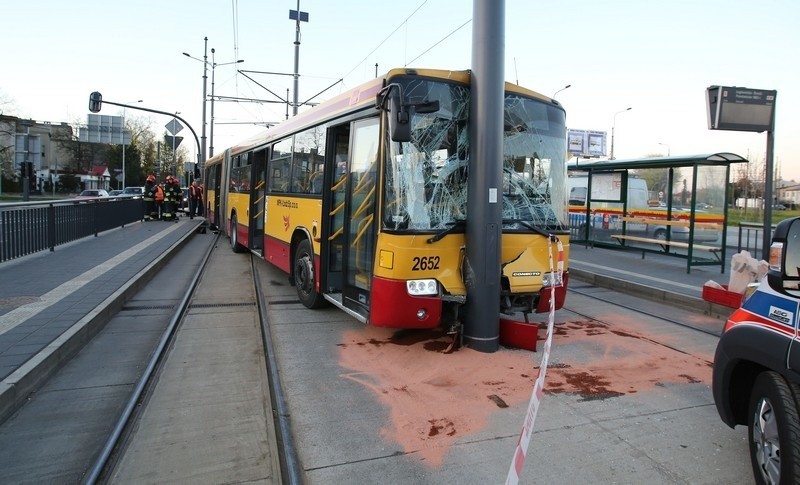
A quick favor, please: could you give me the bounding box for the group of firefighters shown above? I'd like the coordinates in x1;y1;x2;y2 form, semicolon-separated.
142;174;204;221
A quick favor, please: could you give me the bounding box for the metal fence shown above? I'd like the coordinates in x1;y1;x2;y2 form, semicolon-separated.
569;212;775;261
736;222;775;260
0;197;145;263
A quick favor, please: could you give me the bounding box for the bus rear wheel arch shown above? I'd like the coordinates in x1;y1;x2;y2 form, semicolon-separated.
230;213;246;253
293;238;326;309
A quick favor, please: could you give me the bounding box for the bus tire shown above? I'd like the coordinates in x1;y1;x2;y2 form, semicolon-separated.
230;214;246;253
653;228;667;241
294;239;326;309
747;371;800;485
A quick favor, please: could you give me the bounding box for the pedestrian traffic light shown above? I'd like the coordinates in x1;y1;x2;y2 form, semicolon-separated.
89;92;103;113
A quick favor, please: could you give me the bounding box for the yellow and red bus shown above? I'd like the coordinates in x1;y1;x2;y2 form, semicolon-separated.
204;68;570;330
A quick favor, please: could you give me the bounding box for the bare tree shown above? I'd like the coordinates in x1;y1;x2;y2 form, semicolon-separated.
0;117;14;186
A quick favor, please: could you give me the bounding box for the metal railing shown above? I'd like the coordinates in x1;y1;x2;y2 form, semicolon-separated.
0;197;145;263
737;221;775;260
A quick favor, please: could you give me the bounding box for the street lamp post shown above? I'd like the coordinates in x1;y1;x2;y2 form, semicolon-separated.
122;99;143;189
553;84;571;99
172;112;180;176
658;142;670;157
209;48;244;158
182;37;208;171
610;107;632;160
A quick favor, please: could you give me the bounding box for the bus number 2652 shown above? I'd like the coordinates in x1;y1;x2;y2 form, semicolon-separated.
412;256;440;271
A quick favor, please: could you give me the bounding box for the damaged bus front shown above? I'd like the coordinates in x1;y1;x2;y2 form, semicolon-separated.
370;70;569;330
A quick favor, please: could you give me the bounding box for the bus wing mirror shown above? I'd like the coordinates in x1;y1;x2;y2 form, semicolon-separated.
389;91;411;142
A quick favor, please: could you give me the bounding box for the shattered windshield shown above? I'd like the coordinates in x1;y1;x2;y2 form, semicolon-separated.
382;78;567;232
502;94;568;230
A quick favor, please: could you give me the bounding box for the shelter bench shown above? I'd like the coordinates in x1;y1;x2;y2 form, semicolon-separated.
610;234;723;262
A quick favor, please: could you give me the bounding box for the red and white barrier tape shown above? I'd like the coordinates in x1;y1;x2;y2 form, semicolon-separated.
505;236;563;485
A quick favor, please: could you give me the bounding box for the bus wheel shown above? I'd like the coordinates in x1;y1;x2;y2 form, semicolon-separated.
748;371;800;485
294;239;325;308
230;215;246;253
653;228;667;241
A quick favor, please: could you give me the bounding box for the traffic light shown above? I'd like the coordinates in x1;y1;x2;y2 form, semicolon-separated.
89;92;103;113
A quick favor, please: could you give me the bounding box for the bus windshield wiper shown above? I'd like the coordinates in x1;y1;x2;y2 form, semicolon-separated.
502;218;552;238
427;219;466;244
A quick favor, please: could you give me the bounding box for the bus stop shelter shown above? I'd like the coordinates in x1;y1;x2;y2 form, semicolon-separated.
567;152;748;273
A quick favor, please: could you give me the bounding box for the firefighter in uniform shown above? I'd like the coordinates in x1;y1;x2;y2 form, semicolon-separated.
162;175;176;221
189;179;201;219
171;176;182;219
143;174;156;221
197;182;204;217
154;180;166;220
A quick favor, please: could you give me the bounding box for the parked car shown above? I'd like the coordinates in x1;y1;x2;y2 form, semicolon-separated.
75;189;109;198
713;216;800;484
108;189;124;196
180;187;189;212
121;186;145;198
772;203;787;210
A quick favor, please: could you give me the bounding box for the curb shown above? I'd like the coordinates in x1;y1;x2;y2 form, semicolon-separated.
569;267;735;321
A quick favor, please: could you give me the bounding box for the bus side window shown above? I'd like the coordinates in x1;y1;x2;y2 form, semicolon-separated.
270;137;293;192
309;163;325;194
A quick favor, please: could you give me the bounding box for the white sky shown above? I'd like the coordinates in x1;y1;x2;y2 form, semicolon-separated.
2;0;798;179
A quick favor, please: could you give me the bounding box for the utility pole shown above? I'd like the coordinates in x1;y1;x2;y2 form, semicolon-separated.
201;37;208;169
464;0;505;353
289;1;309;116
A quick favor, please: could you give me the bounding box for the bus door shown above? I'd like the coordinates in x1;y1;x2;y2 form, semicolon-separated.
341;118;380;318
249;148;268;254
322;126;350;297
209;161;222;230
218;149;232;237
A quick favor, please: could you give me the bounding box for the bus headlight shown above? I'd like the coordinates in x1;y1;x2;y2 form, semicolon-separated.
542;271;563;287
407;279;438;296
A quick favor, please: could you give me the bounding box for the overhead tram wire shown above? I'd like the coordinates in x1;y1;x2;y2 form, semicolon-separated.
236;69;339;113
231;0;241;86
406;18;472;66
214;95;285;104
237;71;289;104
339;0;429;81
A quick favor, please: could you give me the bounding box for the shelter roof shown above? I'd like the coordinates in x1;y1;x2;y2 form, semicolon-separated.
568;152;748;171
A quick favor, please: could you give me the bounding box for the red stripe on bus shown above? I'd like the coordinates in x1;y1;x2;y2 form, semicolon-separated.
370;276;442;329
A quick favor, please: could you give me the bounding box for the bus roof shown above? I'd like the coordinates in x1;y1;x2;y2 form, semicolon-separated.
210;67;558;161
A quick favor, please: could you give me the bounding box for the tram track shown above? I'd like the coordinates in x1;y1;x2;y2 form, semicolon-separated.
0;231;294;484
565;283;724;338
252;255;303;485
94;242;299;483
83;232;219;483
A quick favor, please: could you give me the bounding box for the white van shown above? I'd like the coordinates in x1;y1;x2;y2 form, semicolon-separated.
568;174;719;242
568;174;648;209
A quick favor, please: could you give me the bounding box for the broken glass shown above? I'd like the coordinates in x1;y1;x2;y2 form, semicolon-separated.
382;78;567;234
